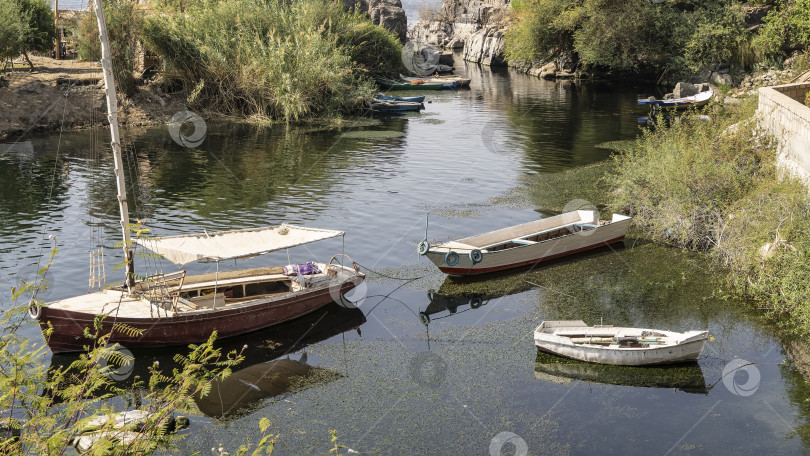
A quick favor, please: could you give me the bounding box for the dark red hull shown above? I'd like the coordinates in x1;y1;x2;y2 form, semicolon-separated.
39;281;359;354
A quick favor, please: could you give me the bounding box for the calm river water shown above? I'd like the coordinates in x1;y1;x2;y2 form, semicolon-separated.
1;61;809;455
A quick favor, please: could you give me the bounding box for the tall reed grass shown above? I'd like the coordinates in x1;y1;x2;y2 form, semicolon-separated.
608;99;810;335
143;0;403;122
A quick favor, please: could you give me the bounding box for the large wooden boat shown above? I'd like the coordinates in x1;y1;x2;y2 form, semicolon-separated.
533;320;709;366
419;210;631;276
637;89;713;109
29;0;364;354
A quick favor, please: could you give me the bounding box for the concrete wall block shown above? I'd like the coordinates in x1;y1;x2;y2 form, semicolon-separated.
758;84;810;181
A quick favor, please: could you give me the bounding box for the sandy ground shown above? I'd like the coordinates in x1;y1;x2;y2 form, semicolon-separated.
0;55;184;141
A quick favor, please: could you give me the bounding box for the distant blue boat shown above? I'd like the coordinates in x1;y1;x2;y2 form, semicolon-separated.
374;93;426;103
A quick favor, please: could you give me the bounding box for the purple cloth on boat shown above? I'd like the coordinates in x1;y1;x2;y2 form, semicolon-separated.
283;262;321;276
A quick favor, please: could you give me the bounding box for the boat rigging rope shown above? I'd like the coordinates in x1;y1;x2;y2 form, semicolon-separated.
360;278;420;318
28;89;70;306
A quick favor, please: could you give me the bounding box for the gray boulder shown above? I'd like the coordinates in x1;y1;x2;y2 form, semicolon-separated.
711;72;733;86
673;82;700;98
360;0;408;42
463;26;506;66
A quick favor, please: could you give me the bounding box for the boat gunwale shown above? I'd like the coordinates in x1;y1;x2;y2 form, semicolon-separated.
431;210;599;251
637;89;714;107
45;264;363;318
430;216;624;254
534;324;709;352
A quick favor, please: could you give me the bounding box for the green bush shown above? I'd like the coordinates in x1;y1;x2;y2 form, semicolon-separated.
504;0;576;66
755;0;810;57
505;0;753;77
143;0;402;122
76;0;143;96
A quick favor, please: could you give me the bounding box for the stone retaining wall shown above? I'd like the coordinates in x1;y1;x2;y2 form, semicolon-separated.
758;83;810;181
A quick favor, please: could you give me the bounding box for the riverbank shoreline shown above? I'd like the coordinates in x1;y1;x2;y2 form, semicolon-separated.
0;56;185;141
0;56;381;141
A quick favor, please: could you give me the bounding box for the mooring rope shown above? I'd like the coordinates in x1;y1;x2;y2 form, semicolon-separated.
353;262;429;281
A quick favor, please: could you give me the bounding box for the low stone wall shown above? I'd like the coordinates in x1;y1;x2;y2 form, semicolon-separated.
758;83;810;181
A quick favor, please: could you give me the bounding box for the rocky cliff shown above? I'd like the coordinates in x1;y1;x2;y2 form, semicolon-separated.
409;0;510;66
348;0;408;42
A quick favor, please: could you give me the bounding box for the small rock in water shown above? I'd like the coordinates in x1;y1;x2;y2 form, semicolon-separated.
175;415;190;430
79;409;150;434
72;430;140;452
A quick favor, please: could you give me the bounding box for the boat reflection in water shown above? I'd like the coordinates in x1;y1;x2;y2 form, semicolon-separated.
534;351;709;394
418;291;490;325
50;303;365;418
418;272;539;326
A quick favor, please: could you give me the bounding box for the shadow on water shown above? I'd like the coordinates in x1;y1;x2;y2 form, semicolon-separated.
49;303;365;419
534;351;709;395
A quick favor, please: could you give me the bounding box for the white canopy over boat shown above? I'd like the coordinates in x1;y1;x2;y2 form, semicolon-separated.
137;225;344;266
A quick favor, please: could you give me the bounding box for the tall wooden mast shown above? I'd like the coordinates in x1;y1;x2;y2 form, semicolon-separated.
93;0;135;289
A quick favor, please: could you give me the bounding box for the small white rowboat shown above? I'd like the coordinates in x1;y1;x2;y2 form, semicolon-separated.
419;210;631;276
534;320;709;366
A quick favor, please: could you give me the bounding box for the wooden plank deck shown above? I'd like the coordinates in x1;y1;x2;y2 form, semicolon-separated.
48;290;174;318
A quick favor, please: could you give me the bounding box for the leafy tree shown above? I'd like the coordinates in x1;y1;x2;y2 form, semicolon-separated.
683;5;748;72
505;0;752;78
0;0;55;71
755;0;810;57
18;0;56;67
504;0;580;65
572;0;683;72
76;0;143;96
0;0;28;67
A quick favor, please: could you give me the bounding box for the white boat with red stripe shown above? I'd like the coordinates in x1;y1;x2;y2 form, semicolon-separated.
418;210;631;276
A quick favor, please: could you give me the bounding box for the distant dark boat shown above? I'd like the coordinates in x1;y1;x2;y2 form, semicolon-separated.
374;93;426;103
371;100;424;113
637;89;713;109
